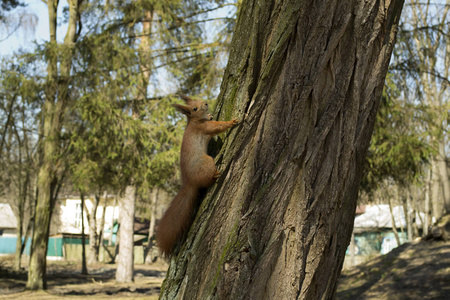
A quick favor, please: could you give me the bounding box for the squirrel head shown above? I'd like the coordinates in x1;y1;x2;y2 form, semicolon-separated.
173;95;210;120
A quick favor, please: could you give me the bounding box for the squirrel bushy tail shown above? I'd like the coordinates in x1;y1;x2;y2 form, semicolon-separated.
156;184;198;257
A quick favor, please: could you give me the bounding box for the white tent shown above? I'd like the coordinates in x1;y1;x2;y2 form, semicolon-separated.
354;204;424;229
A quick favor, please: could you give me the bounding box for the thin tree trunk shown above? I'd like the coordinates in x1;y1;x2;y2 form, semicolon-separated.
403;189;413;241
396;188;406;239
14;211;24;271
349;232;356;268
0;93;16;156
145;187;158;264
14;103;31;270
116;186;136;283
97;192;107;260
14;174;27;271
109;196;117;246
18;105;33;265
80;193;88;275
424;168;431;235
159;1;404;299
88;194;100;264
113;224;120;263
20;217;32;256
431;159;443;221
437;141;450;213
389;197;401;247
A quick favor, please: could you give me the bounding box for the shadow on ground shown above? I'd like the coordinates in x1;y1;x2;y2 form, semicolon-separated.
337;240;450;300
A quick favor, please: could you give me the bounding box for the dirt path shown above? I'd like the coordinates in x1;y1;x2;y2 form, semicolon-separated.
0;259;167;299
2;240;449;299
336;240;450;300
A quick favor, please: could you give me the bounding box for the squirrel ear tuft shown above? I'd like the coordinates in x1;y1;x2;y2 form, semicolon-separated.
177;94;193;104
173;104;191;116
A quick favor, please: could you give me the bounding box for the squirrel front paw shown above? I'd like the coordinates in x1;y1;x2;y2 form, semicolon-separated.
232;119;239;125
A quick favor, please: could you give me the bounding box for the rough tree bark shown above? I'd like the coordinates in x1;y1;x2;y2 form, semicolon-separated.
160;1;404;299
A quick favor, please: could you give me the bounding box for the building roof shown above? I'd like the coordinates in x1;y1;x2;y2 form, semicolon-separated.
0;203;17;229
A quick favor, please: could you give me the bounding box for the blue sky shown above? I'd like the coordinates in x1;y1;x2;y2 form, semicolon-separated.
0;0;68;56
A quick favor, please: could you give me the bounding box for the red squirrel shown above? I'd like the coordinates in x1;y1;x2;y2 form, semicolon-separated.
156;95;239;257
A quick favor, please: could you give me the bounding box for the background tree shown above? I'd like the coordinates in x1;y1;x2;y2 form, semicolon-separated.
26;0;81;290
354;0;450;243
0;58;40;270
362;81;431;191
393;0;450;217
160;0;404;299
360;74;432;241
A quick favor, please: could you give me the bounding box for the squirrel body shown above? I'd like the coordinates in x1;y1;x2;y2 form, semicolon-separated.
156;95;238;257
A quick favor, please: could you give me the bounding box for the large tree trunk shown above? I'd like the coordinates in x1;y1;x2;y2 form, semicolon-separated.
115;186;136;282
26;0;80;290
160;1;404;299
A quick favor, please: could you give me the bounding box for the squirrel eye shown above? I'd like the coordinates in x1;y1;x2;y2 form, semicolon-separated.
193;107;198;111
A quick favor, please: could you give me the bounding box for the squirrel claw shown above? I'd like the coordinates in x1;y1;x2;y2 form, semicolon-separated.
213;170;220;180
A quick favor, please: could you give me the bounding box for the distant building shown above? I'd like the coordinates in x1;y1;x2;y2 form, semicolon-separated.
0;197;119;258
58;197;119;240
344;204;425;269
0;203;17;236
0;198;156;263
